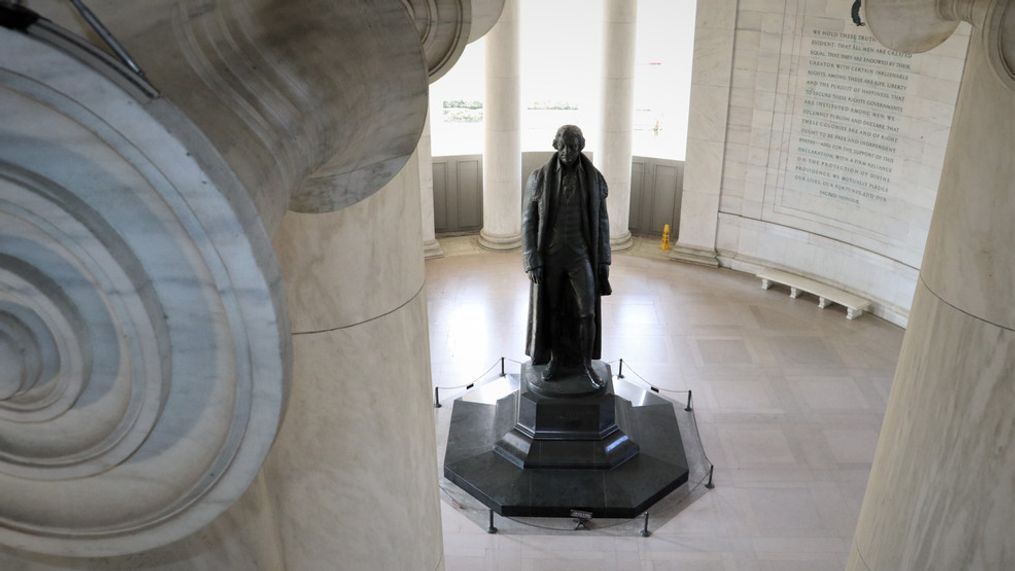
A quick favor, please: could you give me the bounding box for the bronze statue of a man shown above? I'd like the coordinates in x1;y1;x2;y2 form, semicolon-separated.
522;125;612;388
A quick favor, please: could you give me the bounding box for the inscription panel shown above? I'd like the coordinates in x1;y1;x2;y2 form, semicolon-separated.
713;2;968;319
793;30;909;210
750;8;969;268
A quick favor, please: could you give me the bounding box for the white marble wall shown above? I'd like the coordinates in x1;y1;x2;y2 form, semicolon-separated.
716;214;919;325
676;0;970;324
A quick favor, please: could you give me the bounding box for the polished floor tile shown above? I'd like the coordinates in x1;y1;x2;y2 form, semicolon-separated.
428;236;904;571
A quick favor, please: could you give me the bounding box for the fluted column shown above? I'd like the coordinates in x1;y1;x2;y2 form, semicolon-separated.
419;113;445;258
479;0;522;250
597;0;638;250
848;1;1015;569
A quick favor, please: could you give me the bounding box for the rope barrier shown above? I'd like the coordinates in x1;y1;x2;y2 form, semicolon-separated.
436;356;718;534
433;359;501;390
434;356;715;473
612;361;715;470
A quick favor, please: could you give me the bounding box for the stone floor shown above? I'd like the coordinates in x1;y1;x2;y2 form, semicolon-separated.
426;236;903;571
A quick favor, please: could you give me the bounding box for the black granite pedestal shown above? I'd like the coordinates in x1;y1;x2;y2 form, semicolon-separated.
444;361;689;519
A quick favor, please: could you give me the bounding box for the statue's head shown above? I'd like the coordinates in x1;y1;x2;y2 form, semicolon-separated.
552;125;585;166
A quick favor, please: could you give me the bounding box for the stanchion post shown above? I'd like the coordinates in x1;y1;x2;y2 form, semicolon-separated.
684;389;693;412
640;512;651;537
618;358;625;379
434;386;441;409
500;357;506;377
705;465;715;489
487;509;498;534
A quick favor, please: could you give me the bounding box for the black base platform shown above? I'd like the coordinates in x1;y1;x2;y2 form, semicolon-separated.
443;361;689;519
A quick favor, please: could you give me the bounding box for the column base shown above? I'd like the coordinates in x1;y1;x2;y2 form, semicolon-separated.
423;239;444;259
609;231;634;251
669;243;719;268
478;229;521;250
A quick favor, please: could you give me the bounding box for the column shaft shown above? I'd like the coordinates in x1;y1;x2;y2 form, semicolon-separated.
419;113;445;258
266;156;444;571
598;0;638;250
848;3;1015;568
669;0;737;267
479;0;522;250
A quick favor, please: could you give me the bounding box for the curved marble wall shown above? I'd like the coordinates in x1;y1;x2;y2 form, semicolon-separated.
0;0;449;558
676;0;970;325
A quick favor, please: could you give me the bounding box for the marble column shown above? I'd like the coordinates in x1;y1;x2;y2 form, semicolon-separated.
597;0;638;250
668;0;737;267
469;0;507;42
267;152;444;571
0;0;475;562
403;0;476;82
419;113;445;258
848;1;1015;569
479;0;522;250
0;0;428;557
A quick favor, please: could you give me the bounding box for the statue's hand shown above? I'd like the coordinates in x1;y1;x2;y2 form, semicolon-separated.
598;265;612;296
528;267;543;284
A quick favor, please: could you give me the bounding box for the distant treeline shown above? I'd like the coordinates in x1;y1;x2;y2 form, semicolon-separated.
527;100;578;110
443;99;483;109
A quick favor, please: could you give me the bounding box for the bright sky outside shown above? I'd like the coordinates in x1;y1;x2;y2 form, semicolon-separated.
428;0;697;160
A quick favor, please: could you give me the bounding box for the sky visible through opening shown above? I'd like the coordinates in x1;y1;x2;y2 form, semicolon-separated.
429;0;697;160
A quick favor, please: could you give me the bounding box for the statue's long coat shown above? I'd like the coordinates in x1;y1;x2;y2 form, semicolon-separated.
522;152;612;365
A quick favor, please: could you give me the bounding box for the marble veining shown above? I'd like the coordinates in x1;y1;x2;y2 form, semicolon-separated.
0;25;287;557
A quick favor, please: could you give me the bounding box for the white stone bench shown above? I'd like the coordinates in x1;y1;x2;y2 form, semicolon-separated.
756;268;872;320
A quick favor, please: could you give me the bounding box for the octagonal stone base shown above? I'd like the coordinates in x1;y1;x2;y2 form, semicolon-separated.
444;362;689;518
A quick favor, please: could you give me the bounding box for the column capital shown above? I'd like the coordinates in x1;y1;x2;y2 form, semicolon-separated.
866;0;1015;87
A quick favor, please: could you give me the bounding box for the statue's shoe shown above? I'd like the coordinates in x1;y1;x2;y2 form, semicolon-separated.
541;360;559;381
